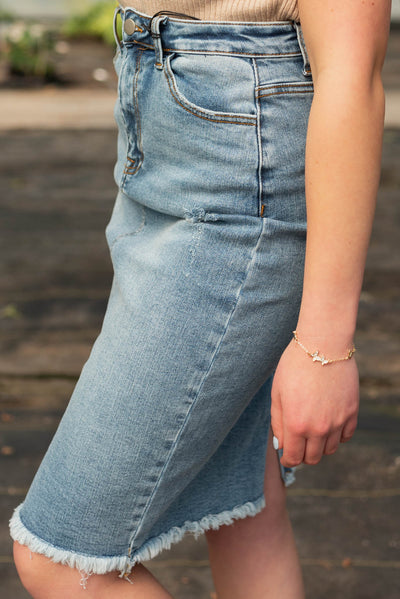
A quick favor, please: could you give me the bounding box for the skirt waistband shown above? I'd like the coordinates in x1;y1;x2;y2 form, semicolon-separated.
113;5;311;74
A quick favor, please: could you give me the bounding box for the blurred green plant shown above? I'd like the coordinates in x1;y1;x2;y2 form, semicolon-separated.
63;1;121;46
2;22;57;81
0;8;14;22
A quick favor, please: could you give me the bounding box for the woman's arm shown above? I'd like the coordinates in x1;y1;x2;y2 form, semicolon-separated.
271;0;392;468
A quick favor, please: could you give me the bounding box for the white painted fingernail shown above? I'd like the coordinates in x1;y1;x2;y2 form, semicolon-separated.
272;435;279;450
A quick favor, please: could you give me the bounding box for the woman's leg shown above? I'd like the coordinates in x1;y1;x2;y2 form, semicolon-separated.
13;542;174;599
205;425;305;599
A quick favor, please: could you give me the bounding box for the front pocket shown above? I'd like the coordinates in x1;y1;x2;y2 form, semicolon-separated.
163;52;257;125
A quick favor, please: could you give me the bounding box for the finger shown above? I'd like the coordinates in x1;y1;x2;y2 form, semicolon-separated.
270;383;284;450
323;430;342;455
280;429;306;468
303;435;326;465
340;416;358;443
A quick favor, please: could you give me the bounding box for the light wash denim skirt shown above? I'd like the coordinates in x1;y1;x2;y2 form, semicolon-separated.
10;6;314;581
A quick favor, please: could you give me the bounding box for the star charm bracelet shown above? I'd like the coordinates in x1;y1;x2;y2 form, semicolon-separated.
292;330;356;366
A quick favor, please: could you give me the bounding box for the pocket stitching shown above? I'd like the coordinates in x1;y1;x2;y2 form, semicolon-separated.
117;50;130;135
256;80;314;99
108;204;146;251
120;48;145;191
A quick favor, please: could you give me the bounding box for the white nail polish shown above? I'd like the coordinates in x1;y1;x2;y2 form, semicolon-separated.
272;435;279;450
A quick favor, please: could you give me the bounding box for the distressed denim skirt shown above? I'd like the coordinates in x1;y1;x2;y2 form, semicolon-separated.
10;6;314;581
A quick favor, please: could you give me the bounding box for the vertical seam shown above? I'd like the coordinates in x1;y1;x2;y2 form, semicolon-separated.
134;48;145;173
252;58;263;217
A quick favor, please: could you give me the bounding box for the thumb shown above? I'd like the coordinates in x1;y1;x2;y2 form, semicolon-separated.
270;376;284;450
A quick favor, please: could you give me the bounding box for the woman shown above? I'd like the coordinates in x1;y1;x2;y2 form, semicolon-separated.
10;1;391;598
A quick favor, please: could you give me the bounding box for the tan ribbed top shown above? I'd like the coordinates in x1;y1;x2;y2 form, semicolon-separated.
119;1;299;22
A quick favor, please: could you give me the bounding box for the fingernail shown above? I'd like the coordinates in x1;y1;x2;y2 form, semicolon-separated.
272;435;279;450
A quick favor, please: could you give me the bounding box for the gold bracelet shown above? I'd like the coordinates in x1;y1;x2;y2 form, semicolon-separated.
292;330;356;366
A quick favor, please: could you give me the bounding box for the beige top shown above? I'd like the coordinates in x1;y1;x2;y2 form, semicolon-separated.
119;1;299;22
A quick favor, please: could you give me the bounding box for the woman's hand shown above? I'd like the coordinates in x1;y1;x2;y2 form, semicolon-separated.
270;338;359;468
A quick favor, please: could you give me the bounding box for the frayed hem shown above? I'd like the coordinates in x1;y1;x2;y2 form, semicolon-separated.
9;504;130;577
124;494;266;573
10;495;266;578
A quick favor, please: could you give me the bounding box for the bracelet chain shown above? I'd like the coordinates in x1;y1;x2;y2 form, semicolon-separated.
292;330;356;366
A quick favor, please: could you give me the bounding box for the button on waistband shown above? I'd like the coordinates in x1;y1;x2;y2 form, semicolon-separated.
124;19;138;35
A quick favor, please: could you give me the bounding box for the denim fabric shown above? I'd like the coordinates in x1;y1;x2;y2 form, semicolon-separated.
10;6;314;580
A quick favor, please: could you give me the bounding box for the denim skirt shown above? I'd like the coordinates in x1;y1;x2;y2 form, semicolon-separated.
10;6;314;581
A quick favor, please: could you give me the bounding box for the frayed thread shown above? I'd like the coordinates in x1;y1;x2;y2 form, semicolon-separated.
119;570;134;584
79;571;92;590
10;495;266;580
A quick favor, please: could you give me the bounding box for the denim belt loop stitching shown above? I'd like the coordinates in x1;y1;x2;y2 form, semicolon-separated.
113;5;123;48
292;21;311;76
150;15;169;70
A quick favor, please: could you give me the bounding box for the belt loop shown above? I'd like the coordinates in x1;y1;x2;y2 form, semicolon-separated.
113;5;123;48
150;14;169;70
293;21;311;76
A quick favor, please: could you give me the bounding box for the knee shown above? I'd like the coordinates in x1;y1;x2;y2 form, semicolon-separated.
13;541;51;598
13;541;119;598
13;541;34;594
